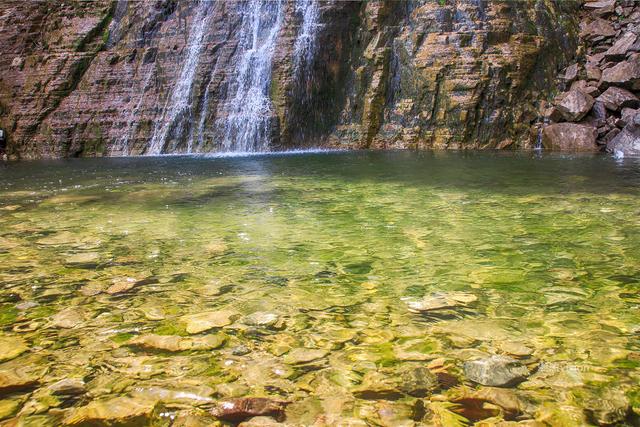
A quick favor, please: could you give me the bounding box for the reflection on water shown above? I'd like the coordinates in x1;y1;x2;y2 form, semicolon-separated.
0;151;639;425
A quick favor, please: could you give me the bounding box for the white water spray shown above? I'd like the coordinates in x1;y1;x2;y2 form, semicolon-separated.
147;0;211;155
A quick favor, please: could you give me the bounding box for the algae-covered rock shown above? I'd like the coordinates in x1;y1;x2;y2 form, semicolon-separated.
0;336;28;362
63;396;159;426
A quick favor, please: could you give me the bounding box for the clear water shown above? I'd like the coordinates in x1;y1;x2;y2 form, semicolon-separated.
0;151;639;426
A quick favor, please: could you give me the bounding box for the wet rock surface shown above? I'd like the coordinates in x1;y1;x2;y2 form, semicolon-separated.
463;355;530;387
0;0;579;157
210;397;288;422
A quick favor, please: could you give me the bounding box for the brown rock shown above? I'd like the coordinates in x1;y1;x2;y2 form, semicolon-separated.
210;398;288;422
563;64;579;83
63;397;159;426
586;64;602;81
601;54;640;90
451;387;523;421
604;32;638;61
556;90;595;122
542;123;599;151
0;368;39;394
596;86;640;110
584;0;616;16
581;18;616;39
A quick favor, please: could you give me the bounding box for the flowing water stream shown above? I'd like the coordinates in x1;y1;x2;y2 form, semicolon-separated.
0;152;639;425
215;0;285;153
147;0;212;155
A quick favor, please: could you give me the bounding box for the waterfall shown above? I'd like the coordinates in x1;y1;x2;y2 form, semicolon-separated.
147;0;211;155
293;0;320;80
215;0;285;152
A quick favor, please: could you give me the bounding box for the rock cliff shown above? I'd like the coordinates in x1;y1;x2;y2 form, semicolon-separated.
0;0;581;158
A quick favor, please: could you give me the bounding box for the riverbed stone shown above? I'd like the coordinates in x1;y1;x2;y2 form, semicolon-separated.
0;336;28;362
557;90;595;121
404;292;477;313
583;389;630;425
463;355;530;387
63;396;159;426
210;397;288;422
106;277;137;295
284;348;329;365
48;378;86;396
542;123;598;151
243;312;280;328
65;252;100;268
0;368;40;394
181;310;239;334
51;307;84;329
129;333;226;352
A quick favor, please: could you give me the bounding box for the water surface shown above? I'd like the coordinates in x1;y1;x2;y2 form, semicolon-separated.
0;151;639;425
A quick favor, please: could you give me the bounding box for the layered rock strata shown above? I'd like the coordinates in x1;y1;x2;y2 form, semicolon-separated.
0;0;581;158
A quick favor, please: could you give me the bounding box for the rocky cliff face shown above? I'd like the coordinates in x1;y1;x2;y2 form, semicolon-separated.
0;0;581;159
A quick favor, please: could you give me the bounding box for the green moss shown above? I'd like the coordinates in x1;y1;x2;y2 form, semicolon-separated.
0;305;18;326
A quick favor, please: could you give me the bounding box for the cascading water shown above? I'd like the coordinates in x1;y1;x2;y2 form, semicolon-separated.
215;0;285;152
147;0;211;155
293;0;320;81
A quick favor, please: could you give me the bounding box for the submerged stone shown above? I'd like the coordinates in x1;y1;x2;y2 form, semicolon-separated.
63;396;159;426
463;355;529;387
65;252;100;268
181;310;239;334
0;336;28;362
49;378;87;396
106;277;137;295
243;312;280;328
583;389;630;425
51;307;84;329
404;292;477;313
210;397;288;422
283;348;329;365
0;368;39;394
128;333;226;352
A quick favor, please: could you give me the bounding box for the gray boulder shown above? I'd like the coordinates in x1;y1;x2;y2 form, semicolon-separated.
607;113;640;157
463;355;529;387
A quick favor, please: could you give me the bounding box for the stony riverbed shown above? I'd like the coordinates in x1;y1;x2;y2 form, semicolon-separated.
0;151;639;426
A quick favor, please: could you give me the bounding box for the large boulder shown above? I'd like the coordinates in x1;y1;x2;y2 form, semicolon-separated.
596;86;640;111
601;54;640;90
606;113;640;156
556;90;595;122
542;123;599;151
